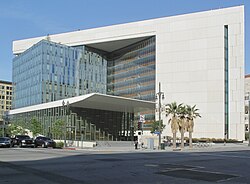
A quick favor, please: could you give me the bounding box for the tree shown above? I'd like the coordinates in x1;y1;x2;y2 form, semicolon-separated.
51;119;64;140
6;124;27;137
30;118;42;137
15;119;27;130
178;105;187;149
166;102;183;149
150;120;166;134
186;105;201;148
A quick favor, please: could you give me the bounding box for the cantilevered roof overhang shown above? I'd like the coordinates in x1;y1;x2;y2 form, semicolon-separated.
9;93;155;115
85;36;151;52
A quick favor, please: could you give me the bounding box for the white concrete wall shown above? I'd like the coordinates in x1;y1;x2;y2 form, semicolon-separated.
13;6;245;140
157;6;244;140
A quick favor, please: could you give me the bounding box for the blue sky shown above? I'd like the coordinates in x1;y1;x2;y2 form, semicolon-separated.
0;0;248;81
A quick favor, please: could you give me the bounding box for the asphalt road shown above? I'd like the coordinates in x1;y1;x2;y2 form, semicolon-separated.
1;145;250;184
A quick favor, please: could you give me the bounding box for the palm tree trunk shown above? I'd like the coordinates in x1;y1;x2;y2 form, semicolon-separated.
189;131;192;148
181;128;184;149
173;132;176;149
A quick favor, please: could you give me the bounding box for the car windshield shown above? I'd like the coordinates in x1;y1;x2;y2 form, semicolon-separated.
16;135;30;139
0;138;9;141
41;137;51;141
0;138;5;141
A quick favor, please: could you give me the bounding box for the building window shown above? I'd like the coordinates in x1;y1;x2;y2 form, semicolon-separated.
224;25;229;139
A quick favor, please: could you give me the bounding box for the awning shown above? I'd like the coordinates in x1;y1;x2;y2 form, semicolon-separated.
9;93;155;115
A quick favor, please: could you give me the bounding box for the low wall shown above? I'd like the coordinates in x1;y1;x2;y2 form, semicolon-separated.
54;140;96;148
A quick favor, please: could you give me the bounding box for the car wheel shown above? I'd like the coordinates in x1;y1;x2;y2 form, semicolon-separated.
18;143;22;148
42;143;45;148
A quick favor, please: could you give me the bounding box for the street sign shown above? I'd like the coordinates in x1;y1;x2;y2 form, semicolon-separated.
139;115;145;122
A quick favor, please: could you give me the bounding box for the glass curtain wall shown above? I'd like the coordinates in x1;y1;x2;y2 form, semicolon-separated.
107;37;155;101
107;37;156;127
10;107;134;141
13;40;107;109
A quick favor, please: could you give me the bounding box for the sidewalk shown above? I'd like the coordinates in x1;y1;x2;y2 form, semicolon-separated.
74;142;250;153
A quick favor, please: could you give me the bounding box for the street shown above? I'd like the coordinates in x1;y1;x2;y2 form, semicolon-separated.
1;145;250;184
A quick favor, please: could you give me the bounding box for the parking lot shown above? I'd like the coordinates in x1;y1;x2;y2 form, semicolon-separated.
1;145;250;184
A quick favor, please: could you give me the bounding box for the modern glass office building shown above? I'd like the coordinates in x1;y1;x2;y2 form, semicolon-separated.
13;37;156;127
11;6;245;140
13;40;107;108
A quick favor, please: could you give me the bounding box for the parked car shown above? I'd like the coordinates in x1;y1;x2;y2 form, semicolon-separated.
0;137;11;148
34;136;56;148
12;135;35;148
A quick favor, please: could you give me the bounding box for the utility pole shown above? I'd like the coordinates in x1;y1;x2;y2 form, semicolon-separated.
62;100;66;147
156;82;164;149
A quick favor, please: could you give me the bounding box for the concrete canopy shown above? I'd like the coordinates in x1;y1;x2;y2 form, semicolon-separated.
9;93;155;115
71;93;155;112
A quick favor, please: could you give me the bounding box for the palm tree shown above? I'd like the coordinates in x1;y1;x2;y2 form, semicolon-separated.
186;105;201;148
166;102;183;149
178;105;187;149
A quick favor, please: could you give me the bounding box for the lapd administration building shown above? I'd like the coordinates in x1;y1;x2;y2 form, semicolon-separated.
10;6;245;141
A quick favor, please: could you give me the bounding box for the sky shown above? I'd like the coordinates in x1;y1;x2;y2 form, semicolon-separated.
0;0;249;81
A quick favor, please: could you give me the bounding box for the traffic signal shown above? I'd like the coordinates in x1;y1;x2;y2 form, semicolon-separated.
138;121;142;130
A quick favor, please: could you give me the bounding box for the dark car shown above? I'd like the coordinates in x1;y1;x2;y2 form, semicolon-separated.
12;135;35;148
34;136;56;148
0;137;11;148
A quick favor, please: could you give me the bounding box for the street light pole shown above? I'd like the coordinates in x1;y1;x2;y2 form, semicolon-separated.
156;82;164;150
1;111;7;137
2;113;5;137
62;100;66;147
131;119;134;142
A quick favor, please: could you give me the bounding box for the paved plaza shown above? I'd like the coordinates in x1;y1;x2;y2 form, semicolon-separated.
1;143;250;184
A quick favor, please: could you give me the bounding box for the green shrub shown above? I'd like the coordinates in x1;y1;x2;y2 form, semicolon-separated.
192;138;199;143
56;142;64;148
216;138;224;142
211;138;216;142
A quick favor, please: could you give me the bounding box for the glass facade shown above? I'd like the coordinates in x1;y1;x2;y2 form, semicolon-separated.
13;40;107;109
107;37;155;101
10;106;135;142
107;37;156;126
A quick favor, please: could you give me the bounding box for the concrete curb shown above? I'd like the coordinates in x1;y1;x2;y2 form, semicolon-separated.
63;147;76;150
